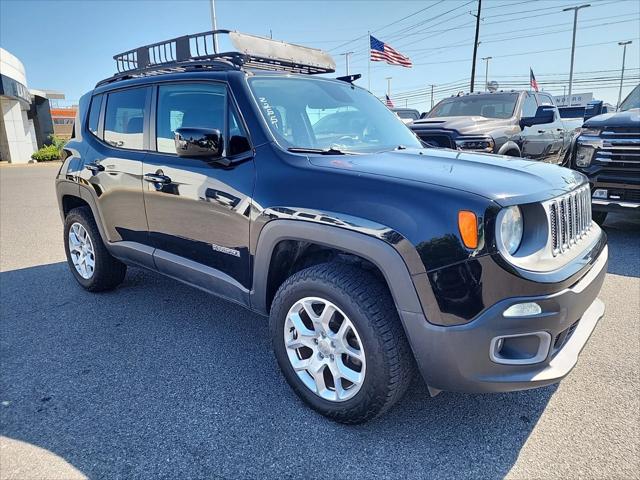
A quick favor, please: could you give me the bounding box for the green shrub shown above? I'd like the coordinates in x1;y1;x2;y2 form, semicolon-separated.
31;144;62;162
31;134;66;162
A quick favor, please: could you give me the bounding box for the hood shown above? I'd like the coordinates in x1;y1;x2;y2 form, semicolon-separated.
309;148;585;207
584;108;640;128
411;116;512;135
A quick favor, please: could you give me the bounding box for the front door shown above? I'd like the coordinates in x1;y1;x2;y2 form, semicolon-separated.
142;82;255;300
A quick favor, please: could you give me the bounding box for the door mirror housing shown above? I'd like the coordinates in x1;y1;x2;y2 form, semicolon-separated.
174;127;224;158
520;106;555;128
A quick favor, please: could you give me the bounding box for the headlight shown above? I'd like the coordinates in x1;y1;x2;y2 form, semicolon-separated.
498;206;523;255
455;137;495;152
579;127;601;136
575;144;596;167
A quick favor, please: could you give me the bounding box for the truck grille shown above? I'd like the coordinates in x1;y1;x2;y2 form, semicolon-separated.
594;127;640;167
548;186;592;256
413;130;455;149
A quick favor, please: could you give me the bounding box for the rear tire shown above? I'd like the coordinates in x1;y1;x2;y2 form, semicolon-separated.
64;207;126;292
270;262;414;424
592;211;608;226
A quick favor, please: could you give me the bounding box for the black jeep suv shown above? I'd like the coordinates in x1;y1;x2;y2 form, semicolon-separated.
56;31;608;424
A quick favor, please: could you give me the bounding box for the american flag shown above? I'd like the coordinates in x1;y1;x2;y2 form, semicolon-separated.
370;35;412;68
385;94;394;108
530;68;539;92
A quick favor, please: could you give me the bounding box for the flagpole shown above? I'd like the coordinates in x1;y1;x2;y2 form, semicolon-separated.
367;31;371;91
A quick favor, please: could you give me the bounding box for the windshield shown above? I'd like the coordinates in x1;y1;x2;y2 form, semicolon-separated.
619;84;640;111
248;77;422;152
428;93;519;119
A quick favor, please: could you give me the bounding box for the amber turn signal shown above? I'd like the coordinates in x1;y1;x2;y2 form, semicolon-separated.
458;211;478;249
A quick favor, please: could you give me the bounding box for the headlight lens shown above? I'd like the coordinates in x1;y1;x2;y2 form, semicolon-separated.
455;137;495;152
498;206;523;255
575;144;596;167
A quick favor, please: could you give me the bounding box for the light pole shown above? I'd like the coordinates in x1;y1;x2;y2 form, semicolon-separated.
617;41;632;109
340;52;354;76
481;56;492;91
386;77;392;98
430;84;435;110
563;4;590;106
209;0;219;53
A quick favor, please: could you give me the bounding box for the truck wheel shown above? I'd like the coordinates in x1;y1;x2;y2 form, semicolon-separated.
592;211;608;226
269;262;414;424
63;207;126;292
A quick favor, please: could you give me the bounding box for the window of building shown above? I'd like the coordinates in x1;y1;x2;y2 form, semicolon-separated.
88;94;103;136
521;93;538;118
104;88;147;150
156;83;226;154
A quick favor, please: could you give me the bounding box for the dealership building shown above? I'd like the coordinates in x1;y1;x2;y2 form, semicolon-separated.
0;48;72;163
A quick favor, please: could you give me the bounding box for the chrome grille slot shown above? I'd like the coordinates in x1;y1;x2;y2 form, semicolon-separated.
594;128;640;166
548;186;592;256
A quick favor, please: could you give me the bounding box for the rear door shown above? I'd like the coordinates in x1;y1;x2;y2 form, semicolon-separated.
78;86;151;250
537;93;565;164
519;92;548;160
142;81;255;300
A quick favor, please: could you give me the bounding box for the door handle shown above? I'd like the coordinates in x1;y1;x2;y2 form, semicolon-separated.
537;129;546;133
144;173;172;184
85;162;104;173
556;128;563;131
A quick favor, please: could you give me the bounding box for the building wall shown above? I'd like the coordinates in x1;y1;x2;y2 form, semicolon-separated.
0;97;37;163
0;48;39;163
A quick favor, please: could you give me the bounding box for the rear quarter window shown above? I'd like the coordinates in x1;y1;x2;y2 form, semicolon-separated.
87;94;103;137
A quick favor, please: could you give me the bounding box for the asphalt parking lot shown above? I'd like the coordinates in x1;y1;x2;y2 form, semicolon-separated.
1;163;638;480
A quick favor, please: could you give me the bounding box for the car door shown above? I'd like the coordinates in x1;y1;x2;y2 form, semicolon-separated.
518;92;549;160
78;86;152;260
537;93;565;164
142;81;255;302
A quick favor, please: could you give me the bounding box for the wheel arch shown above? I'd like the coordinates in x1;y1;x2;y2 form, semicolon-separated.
497;141;521;157
251;220;426;317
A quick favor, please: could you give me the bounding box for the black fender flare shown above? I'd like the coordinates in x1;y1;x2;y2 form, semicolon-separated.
497;141;521;156
250;219;428;316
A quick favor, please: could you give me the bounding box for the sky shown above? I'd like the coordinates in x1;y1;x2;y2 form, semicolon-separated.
1;0;638;113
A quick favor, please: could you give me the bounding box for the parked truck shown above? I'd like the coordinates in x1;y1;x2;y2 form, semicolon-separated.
411;90;578;164
570;84;640;224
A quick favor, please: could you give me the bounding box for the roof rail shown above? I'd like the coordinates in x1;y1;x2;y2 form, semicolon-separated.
98;30;336;86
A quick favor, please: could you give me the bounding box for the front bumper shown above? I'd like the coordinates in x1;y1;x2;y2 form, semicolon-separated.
400;244;608;393
592;198;640;214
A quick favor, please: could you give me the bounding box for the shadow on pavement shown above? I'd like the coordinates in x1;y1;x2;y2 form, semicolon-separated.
0;262;556;479
601;213;640;278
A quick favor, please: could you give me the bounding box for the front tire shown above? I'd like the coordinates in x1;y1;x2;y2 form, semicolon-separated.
269;262;414;424
64;207;126;292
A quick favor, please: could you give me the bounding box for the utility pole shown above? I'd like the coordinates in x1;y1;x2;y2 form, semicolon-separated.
340;51;354;76
210;0;219;53
481;56;492;91
385;77;392;97
470;0;482;92
430;84;435;110
617;40;632;109
563;4;590;106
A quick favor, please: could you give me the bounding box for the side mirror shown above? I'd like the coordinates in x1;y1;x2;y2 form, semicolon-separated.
520;106;555;128
174;127;223;158
584;100;603;121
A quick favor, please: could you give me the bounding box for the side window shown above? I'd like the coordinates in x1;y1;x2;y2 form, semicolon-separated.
104;88;147;150
87;94;103;137
521;94;538;118
228;102;251;156
156;83;226;154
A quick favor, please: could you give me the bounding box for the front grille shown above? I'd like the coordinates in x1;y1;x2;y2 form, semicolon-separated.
548;186;592;256
418;132;453;148
594;127;640;166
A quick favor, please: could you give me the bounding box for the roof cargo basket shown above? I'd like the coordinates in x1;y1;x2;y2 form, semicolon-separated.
102;30;335;85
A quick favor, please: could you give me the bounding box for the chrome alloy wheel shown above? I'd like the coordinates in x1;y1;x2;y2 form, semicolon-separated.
68;222;95;279
284;297;366;402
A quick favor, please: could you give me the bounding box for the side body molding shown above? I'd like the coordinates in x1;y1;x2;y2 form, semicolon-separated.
250;219;426;316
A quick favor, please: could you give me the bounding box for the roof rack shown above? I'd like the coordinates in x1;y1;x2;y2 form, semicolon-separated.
98;30;336;86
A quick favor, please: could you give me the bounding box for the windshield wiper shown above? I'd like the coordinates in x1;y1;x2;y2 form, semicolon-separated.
287;147;350;155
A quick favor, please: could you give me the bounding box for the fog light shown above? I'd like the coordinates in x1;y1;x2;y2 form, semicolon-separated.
593;189;608;199
503;302;542;317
